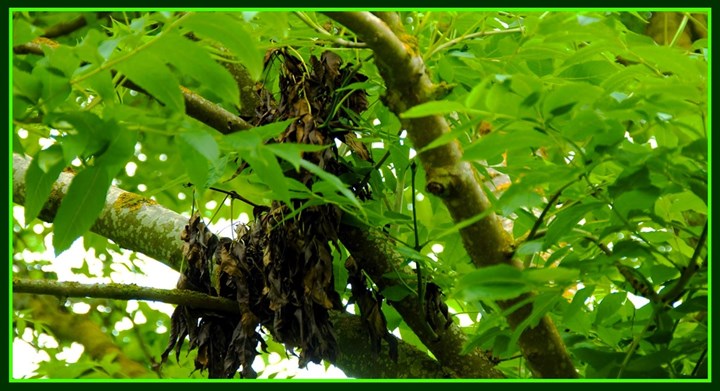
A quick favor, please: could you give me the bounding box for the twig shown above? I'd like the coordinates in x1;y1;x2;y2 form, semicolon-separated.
42;14;91;38
293;12;367;48
410;161;424;317
13;278;239;313
208;186;262;209
526;179;577;242
13;37;252;135
425;27;524;59
660;221;708;304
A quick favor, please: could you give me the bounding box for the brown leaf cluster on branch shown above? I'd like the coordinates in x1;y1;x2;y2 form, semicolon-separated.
163;48;399;379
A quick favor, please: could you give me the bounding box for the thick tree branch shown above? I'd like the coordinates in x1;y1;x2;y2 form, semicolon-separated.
339;225;504;379
41;14;91;38
13;278;449;378
13;38;252;135
13;294;152;378
12;153;450;379
13;153;187;271
327;12;578;378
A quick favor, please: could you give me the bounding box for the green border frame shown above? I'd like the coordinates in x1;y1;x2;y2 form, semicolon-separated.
7;7;712;383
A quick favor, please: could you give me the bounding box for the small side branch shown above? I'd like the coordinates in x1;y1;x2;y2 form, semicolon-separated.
13;278;239;313
294;12;368;48
13;37;252;135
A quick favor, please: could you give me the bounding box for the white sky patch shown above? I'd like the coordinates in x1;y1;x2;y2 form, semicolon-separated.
448;307;473;327
13;339;46;379
205;200;217;210
431;243;444;253
177;192;186;200
372;118;381;126
49;129;60;137
415;193;425;201
18;128;28;138
137;153;147;162
648;136;658;149
158;153;168;162
238;212;250;225
71;302;91;314
409;148;417;159
125;161;137;177
55;342;84;364
38;138;55;149
564;150;575;164
114;317;134;332
137;184;147;192
71;158;82;167
372;141;384;149
626;292;650;308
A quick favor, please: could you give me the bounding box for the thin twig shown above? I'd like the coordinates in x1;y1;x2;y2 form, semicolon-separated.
208;186;262;209
13;278;239;313
425;27;524;59
660;221;708;304
526;179;578;242
294;12;367;49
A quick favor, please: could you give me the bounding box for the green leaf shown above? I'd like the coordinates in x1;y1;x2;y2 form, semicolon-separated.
400;100;468;119
509;292;561;348
454;264;529;301
113;50;183;112
594;292;626;326
463;127;550;162
381;285;414;301
180;128;219;162
24;145;66;224
563;285;595;333
542;83;603;119
94;121;137;173
179;13;263;81
154;33;240;107
13;68;42;102
544;202;603;247
523;267;579;286
53;166;113;255
13;18;42;46
299;159;361;211
177;129;222;189
223;119;294;150
245;147;290;205
33;67;71;111
265;143;328;171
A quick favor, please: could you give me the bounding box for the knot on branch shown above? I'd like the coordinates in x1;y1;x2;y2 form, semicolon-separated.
425;167;456;198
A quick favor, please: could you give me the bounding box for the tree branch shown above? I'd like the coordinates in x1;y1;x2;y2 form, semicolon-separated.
327;12;578;378
12;153;451;379
13;37;252;135
13;278;449;378
339;225;505;379
13;278;238;313
13;294;151;378
294;12;368;48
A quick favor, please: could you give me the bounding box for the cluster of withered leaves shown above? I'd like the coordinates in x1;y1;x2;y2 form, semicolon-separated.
162;49;400;378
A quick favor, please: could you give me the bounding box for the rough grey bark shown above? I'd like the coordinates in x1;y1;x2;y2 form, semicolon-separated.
12;153;451;379
327;12;578;378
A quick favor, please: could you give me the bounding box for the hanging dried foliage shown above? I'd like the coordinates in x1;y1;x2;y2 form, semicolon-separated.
162;49;399;378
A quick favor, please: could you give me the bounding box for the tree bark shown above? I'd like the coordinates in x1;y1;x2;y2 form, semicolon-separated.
326;11;578;378
339;225;504;378
13;153;455;379
13;278;449;378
